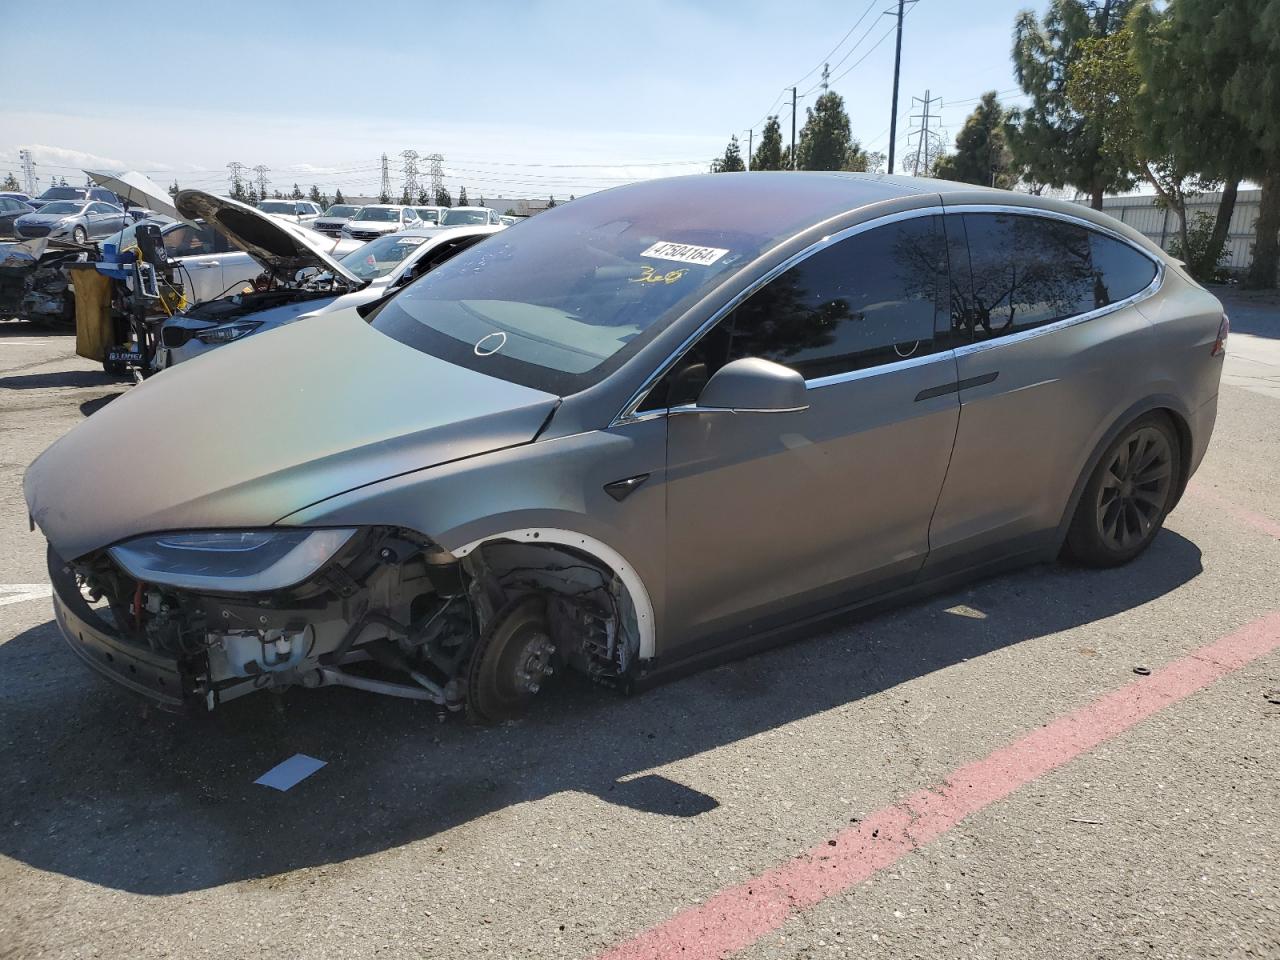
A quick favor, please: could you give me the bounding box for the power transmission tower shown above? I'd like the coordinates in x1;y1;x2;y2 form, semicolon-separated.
885;0;917;174
252;164;271;198
908;90;943;176
226;161;247;198
19;149;36;195
379;153;392;202
400;150;419;203
427;154;444;201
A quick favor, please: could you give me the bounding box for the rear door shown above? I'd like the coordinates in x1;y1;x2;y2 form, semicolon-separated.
924;210;1161;572
659;213;961;654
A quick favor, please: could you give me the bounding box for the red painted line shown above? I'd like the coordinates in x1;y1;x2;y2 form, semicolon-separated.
596;611;1280;960
1187;481;1280;540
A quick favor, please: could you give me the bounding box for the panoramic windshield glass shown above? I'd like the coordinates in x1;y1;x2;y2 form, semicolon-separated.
39;201;83;215
355;207;401;222
370;177;853;394
440;208;488;225
38;187;84;201
324;205;359;217
414;208;440;223
339;233;429;279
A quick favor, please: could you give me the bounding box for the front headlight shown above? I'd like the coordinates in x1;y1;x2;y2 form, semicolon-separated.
109;529;357;592
195;320;262;344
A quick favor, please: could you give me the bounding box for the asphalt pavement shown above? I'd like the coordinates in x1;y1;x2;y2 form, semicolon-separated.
1;292;1277;960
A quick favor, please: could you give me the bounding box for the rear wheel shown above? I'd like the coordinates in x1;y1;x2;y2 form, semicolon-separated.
1065;413;1181;567
466;595;556;723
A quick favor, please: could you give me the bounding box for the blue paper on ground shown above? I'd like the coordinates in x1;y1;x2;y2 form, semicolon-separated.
254;754;327;791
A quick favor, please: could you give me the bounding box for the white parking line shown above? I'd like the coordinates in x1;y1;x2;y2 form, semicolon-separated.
0;584;53;606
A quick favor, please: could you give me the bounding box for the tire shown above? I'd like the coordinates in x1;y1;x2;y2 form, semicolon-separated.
1065;413;1181;568
103;357;129;377
72;225;87;244
466;595;555;723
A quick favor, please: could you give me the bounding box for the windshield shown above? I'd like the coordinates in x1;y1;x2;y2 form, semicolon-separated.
414;208;440;223
441;208;489;225
323;205;359;217
338;233;429;280
38;187;85;201
354;207;401;223
258;201;296;214
38;201;84;215
369;178;832;394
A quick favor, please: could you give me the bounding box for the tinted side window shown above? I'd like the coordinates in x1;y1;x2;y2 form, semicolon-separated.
958;213;1094;341
638;216;947;410
1089;232;1157;305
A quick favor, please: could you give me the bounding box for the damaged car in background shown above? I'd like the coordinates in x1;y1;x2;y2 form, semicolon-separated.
24;173;1224;723
0;237;88;326
152;190;365;369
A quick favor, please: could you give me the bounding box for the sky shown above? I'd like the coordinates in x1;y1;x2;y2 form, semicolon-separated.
1;0;1030;201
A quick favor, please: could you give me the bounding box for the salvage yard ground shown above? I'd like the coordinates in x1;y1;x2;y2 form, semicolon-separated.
1;290;1278;960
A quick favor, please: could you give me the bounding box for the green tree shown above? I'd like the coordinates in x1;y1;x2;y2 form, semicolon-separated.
416;186;430;204
333;188;345;205
717;135;746;172
1067;27;1205;267
458;186;469;206
1131;0;1278;287
167;179;179;197
1009;0;1135;209
752;116;785;171
1;172;19;191
246;184;259;205
290;183;303;199
934;92;1016;188
479;195;486;206
308;184;322;203
435;188;452;207
504;208;517;216
548;196;557;208
795;86;855;171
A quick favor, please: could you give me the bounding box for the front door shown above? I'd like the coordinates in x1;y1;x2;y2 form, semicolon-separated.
658;214;961;656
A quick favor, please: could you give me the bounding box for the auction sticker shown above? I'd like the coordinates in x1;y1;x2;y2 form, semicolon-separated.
641;241;729;266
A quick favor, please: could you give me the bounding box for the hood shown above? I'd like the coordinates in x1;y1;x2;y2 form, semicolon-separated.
175;190;363;286
25;310;559;560
16;211;75;224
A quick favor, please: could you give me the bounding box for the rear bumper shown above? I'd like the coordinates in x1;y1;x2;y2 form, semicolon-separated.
48;549;199;712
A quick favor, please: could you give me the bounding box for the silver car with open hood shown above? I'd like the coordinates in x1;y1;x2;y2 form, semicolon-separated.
24;173;1225;722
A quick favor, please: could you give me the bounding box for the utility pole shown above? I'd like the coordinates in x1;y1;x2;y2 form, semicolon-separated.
252;164;270;198
790;86;798;170
19;149;36;195
746;128;753;171
886;0;911;174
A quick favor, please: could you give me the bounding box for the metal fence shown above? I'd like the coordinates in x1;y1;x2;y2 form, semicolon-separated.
1083;188;1263;274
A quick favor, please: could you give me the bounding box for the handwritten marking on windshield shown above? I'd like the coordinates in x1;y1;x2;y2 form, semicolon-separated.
629;265;688;285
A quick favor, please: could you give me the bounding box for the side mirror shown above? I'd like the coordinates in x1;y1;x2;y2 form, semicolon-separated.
695;357;808;413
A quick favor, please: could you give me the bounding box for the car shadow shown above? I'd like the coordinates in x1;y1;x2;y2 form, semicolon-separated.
78;393;121;417
0;370;119;390
0;532;1203;895
0;321;73;338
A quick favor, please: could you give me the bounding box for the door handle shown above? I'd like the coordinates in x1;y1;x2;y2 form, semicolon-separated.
914;372;998;402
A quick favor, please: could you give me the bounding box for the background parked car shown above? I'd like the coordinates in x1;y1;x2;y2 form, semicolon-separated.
14;199;126;242
26;185;119;210
312;203;361;237
412;205;444;225
299;224;503;319
0;196;35;237
341;204;422;240
0;191;34;205
439;205;502;226
257;199;322;223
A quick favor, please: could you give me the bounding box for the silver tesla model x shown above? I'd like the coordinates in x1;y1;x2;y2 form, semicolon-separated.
24;173;1226;721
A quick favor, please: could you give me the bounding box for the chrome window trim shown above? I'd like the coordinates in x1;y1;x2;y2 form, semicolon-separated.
610;202;1165;425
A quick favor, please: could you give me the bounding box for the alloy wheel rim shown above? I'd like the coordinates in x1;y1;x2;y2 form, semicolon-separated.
1096;426;1173;551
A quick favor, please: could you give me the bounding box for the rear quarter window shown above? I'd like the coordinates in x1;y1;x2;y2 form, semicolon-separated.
1089;232;1158;305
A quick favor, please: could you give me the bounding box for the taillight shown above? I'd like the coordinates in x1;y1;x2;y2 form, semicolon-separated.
1211;312;1229;357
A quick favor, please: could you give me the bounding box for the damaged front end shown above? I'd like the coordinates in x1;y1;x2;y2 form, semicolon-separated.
50;526;641;720
0;239;84;326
